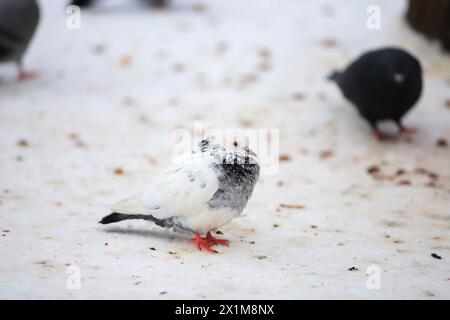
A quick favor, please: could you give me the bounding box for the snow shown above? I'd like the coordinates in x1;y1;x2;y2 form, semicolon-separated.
1;0;450;299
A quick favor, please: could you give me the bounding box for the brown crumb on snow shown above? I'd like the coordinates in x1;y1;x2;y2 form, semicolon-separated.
321;37;338;48
258;61;271;72
310;225;318;229
119;55;132;67
292;92;306;101
397;179;411;186
279;154;292;162
17;139;28;147
436;138;448;148
192;3;207;13
173;62;186;73
147;157;158;166
446;99;450;108
279;203;305;210
347;266;359;271
258;48;272;60
367;165;380;175
68;133;87;148
104;242;109;246
91;44;106;54
3;230;10;233
239;119;253;127
113;167;124;175
320;149;334;159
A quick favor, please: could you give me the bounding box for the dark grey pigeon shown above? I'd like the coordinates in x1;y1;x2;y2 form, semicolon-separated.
0;0;40;80
70;0;169;8
328;47;423;141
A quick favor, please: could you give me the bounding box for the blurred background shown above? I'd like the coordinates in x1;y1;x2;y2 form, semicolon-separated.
0;0;449;299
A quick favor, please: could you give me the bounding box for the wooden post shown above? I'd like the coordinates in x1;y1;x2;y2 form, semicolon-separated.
406;0;450;51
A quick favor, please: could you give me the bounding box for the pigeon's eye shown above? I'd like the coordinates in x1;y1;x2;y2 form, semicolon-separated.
233;141;239;147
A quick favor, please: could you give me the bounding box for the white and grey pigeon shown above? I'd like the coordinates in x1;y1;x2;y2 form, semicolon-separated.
100;136;260;253
0;0;40;80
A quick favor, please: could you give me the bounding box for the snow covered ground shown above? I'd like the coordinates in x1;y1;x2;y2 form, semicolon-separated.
1;0;449;299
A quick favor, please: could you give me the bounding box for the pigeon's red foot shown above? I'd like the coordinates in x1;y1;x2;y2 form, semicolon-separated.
398;124;417;135
18;70;38;81
192;233;218;254
205;231;229;246
372;129;397;142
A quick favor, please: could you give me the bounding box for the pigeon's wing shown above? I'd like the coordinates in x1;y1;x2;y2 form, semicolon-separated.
0;0;39;61
141;153;219;220
111;193;147;215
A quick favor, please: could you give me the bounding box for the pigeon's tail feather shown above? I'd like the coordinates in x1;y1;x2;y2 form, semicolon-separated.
327;70;341;82
99;212;173;229
100;213;145;224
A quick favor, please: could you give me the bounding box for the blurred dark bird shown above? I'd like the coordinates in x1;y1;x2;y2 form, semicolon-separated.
328;47;423;141
0;0;40;80
70;0;169;8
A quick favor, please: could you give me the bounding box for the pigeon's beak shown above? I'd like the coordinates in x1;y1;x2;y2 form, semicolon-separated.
245;147;257;158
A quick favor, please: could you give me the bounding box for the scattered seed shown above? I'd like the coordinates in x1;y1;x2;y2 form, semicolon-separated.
91;44;105;54
292;92;306;101
119;55;132;67
431;253;442;260
17;139;28;147
367;165;380;175
150;247;156;251
398;179;411;186
320;149;334;159
192;3;206;12
279;204;305;210
321;37;337;48
348;266;359;271
173;62;186;73
279;154;292;162
258;48;272;60
113;167;124;175
436;138;448;148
